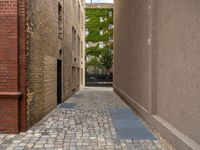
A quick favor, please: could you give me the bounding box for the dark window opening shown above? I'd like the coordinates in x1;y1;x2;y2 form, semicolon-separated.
57;60;62;105
58;2;63;39
72;27;76;51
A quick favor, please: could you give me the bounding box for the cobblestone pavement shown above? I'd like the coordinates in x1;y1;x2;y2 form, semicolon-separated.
0;87;166;150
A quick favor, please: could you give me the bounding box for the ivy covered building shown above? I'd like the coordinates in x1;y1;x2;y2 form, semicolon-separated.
85;3;113;74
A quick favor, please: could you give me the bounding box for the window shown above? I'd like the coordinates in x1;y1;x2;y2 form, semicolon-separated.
86;17;90;22
86;42;89;48
72;67;75;91
77;35;80;55
86;56;89;61
100;30;103;35
73;0;76;18
80;12;83;29
72;67;78;91
73;0;76;9
78;2;81;22
99;41;104;48
100;17;104;22
58;2;63;39
81;42;83;58
109;11;112;17
108;24;113;29
72;27;76;51
77;68;80;88
81;68;83;85
82;13;84;29
85;29;89;36
109;36;113;42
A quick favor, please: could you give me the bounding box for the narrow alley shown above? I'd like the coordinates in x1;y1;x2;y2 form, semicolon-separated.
1;0;200;149
0;88;166;150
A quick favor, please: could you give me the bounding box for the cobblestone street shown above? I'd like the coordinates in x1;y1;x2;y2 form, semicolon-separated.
0;87;166;150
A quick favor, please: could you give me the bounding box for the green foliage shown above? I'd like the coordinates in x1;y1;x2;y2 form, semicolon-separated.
86;34;109;42
86;45;106;57
86;46;113;70
86;8;113;43
86;57;101;67
86;8;113;69
100;49;113;70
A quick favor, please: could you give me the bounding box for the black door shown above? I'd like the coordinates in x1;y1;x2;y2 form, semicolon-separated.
57;60;62;105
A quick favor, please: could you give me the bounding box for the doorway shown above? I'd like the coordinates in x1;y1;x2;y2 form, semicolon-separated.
57;60;62;105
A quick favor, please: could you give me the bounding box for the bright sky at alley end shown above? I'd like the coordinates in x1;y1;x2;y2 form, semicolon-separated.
85;0;113;3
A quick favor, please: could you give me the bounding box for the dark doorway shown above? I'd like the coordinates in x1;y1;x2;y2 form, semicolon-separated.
57;60;62;105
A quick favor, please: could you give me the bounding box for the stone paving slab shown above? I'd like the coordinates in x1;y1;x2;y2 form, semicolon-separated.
0;87;166;150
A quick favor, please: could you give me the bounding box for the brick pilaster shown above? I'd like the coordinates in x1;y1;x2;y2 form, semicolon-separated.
18;0;27;132
0;0;24;133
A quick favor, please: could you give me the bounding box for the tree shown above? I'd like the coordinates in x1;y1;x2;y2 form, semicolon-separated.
100;49;113;70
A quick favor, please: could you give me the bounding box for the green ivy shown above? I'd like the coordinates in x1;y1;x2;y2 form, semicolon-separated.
86;8;113;43
86;8;113;69
100;49;113;69
86;57;102;67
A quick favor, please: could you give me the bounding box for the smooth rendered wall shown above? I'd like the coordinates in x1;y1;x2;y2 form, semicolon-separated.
114;0;200;148
153;0;200;144
114;0;152;112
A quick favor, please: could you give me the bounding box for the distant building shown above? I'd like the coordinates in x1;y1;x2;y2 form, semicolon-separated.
87;3;113;9
85;3;114;75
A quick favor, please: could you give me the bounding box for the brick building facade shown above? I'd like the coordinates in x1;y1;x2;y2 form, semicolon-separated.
0;0;85;133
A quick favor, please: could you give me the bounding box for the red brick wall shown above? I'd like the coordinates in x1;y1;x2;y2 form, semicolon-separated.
0;0;84;133
0;0;18;91
0;96;19;133
18;0;27;132
0;0;26;133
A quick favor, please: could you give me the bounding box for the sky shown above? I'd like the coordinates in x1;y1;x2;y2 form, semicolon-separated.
85;0;113;3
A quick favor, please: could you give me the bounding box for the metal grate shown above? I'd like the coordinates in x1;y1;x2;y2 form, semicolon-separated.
110;108;156;140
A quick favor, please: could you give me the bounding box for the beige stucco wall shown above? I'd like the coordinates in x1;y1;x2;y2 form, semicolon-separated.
114;0;200;149
114;0;151;112
153;0;200;145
